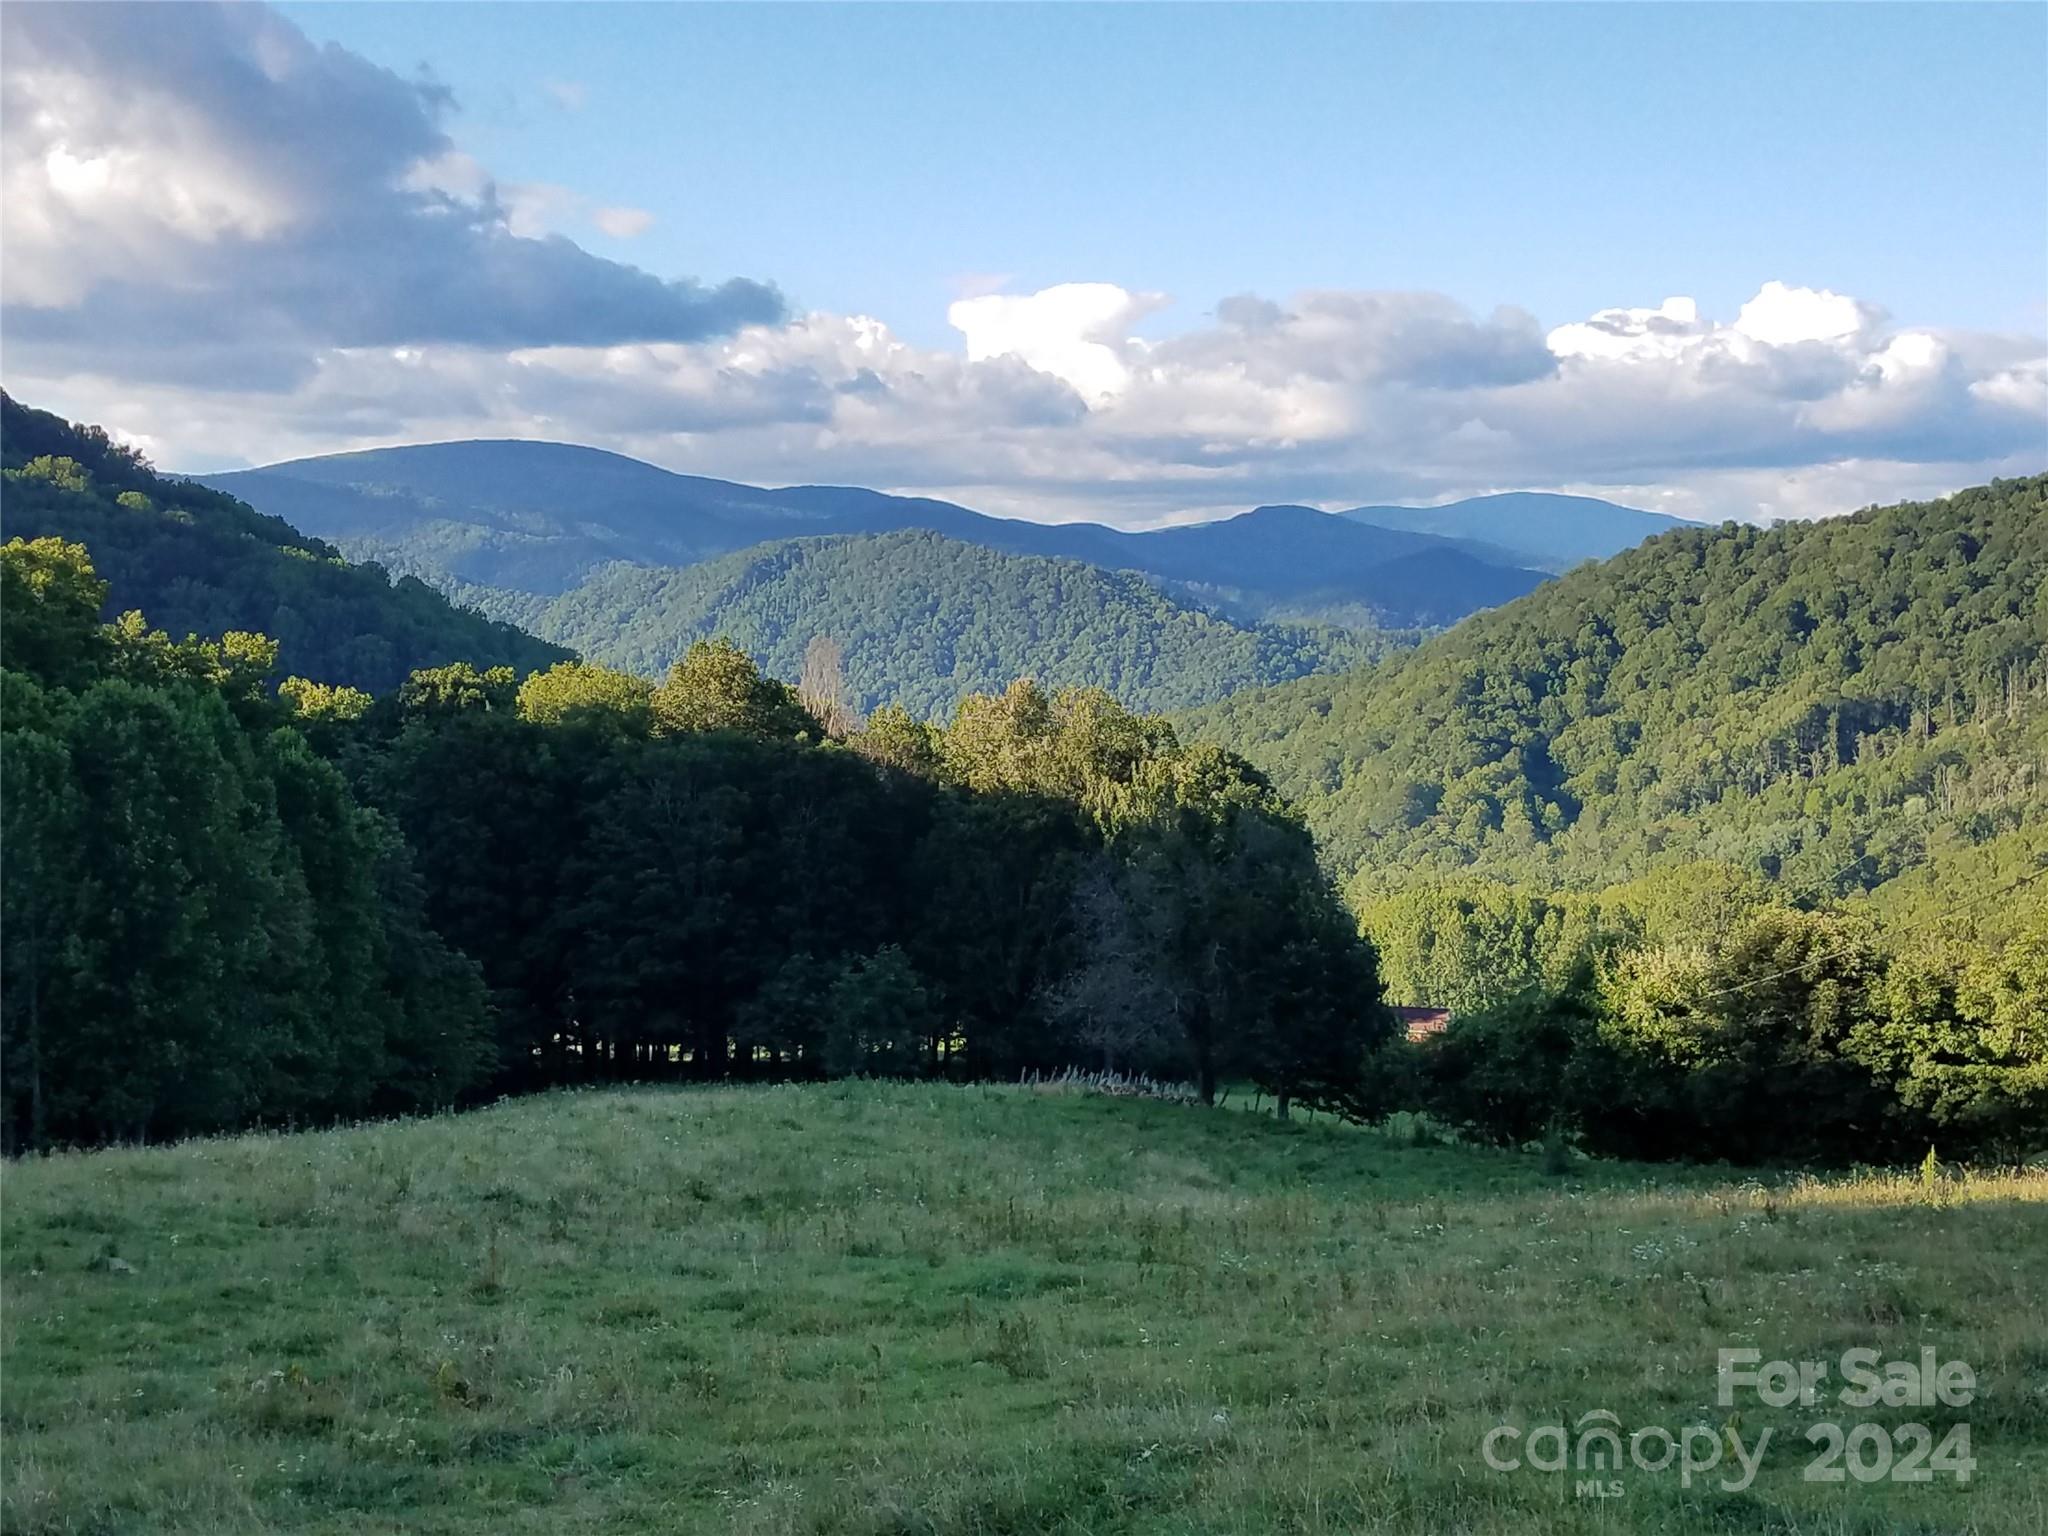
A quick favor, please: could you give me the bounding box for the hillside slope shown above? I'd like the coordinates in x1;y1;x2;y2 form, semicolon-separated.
2;396;566;691
199;440;1546;628
1186;476;2048;900
467;528;1405;717
9;1084;2040;1535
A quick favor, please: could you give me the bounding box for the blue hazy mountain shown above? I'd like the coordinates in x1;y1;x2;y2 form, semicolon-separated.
1339;491;1696;571
198;440;1549;629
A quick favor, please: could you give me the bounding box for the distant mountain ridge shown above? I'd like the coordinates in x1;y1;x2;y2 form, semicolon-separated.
1340;491;1697;571
3;395;1386;718
197;439;1601;630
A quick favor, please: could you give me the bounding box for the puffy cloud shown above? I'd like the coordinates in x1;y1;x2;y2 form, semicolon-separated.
948;283;1168;401
1971;358;2048;419
1548;284;1879;368
30;277;2036;527
1548;297;1707;363
498;181;584;240
594;206;655;240
1732;281;1874;347
0;2;780;385
1;7;2039;527
1160;291;1555;392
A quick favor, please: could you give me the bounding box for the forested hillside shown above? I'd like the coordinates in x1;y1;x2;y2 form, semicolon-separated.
1;396;565;693
462;529;1403;717
1182;476;2046;1165
201;439;1547;628
7;396;2039;1170
1;531;1390;1149
1187;476;2048;905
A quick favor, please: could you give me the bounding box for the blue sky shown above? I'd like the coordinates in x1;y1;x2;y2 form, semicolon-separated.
275;2;2047;343
5;2;2045;525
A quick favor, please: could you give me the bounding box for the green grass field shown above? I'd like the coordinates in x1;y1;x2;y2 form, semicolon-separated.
4;1083;2044;1534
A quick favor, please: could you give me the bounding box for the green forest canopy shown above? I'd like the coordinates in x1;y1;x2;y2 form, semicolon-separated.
4;394;2042;1169
458;529;1408;718
1176;477;2047;1164
1185;475;2048;908
0;393;567;694
2;530;1389;1151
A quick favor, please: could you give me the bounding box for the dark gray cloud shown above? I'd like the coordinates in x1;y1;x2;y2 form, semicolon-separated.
1;2;781;385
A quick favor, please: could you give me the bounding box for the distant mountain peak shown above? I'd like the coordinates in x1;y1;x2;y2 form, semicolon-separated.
199;438;1552;629
1239;503;1333;520
1337;490;1696;570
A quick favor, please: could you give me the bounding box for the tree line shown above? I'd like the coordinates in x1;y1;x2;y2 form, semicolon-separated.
1364;862;2046;1164
0;533;1391;1150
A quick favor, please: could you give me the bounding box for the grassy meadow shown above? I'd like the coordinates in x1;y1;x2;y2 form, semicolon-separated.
3;1082;2045;1535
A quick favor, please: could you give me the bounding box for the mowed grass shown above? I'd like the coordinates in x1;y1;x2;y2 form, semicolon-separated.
3;1084;2045;1535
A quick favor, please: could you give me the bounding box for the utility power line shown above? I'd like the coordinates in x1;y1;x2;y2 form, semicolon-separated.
1693;862;2047;1005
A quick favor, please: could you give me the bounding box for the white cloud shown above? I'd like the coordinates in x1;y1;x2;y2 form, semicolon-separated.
594;205;655;239
23;276;2038;527
500;181;582;239
948;282;1168;401
1971;358;2048;418
403;149;489;202
1800;331;1950;434
1547;297;1704;363
3;14;307;305
1733;280;1875;346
